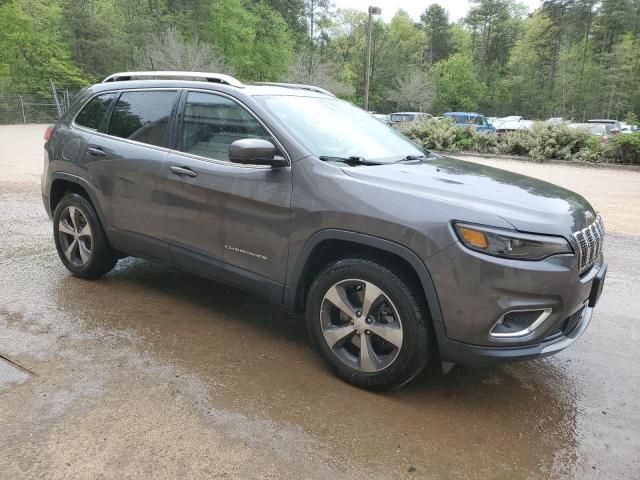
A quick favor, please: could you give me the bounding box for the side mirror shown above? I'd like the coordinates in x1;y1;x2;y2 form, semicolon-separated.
228;139;287;167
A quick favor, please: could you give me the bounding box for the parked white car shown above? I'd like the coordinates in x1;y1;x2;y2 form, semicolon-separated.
493;117;534;134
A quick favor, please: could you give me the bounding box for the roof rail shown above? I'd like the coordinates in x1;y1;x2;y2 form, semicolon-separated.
102;71;244;88
253;82;335;97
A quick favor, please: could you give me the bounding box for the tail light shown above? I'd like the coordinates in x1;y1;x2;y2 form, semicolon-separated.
44;125;53;141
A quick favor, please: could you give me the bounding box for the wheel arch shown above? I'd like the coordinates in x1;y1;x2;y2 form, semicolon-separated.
49;173;107;229
284;229;444;324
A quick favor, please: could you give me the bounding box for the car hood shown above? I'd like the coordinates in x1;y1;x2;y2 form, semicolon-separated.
341;156;596;237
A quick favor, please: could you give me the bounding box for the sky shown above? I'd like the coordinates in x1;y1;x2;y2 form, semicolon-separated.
333;1;543;22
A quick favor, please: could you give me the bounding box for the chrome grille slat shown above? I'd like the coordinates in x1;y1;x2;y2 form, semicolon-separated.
573;215;605;272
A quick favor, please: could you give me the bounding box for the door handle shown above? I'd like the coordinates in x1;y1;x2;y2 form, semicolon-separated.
87;147;106;157
169;166;198;178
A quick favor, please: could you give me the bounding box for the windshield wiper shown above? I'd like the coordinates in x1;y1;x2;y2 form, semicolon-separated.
394;154;429;163
319;155;383;166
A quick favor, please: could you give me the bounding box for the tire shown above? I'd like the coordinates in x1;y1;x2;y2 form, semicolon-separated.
53;193;117;279
306;257;432;391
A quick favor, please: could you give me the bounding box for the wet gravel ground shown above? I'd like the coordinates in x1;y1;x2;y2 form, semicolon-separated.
1;126;639;479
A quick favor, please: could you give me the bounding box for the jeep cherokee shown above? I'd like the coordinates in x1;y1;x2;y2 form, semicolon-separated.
41;71;607;390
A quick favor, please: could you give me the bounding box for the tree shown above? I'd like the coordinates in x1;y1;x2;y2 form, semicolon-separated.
420;4;452;65
205;0;293;81
250;2;294;81
287;52;353;96
264;0;306;39
61;0;127;78
501;12;555;117
136;27;230;73
388;10;425;68
389;69;435;111
0;0;86;93
434;54;484;112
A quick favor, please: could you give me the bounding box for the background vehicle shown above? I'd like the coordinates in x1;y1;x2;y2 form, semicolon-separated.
620;122;637;134
588;119;621;134
493;117;534;135
389;112;432;125
546;117;569;125
372;113;392;125
42;71;606;391
443;112;496;132
569;123;611;143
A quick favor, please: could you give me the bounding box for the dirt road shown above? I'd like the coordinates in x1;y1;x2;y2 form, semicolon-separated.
1;125;639;479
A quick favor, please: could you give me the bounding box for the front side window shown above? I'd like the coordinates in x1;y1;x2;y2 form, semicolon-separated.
179;92;272;162
107;90;178;148
257;95;424;162
75;93;117;130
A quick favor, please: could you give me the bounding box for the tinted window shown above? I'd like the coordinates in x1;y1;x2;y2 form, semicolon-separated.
75;93;117;130
180;92;272;161
107;91;178;148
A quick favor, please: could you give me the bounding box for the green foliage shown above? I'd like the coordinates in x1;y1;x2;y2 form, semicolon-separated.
433;54;484;112
610;133;640;164
0;0;86;93
625;111;638;127
397;117;473;152
0;0;638;125
164;0;293;81
420;4;451;65
395;120;634;163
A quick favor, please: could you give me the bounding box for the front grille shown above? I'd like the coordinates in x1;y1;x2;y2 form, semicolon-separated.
573;215;605;272
545;306;586;340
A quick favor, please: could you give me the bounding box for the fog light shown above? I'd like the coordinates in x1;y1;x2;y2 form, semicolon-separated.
490;309;552;338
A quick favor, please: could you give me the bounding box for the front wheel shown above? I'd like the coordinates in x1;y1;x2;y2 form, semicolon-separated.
306;258;432;391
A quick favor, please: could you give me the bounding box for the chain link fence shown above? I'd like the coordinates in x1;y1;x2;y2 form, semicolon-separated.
0;90;79;124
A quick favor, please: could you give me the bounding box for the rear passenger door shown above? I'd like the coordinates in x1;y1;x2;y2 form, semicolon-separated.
78;89;179;261
163;90;292;300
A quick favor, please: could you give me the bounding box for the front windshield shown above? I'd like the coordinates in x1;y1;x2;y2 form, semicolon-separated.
256;95;424;162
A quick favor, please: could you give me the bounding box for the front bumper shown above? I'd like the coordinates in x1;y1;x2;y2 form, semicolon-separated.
426;238;606;364
434;304;593;364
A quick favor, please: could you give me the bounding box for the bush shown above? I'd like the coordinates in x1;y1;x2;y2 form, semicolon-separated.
497;129;535;157
609;133;640;164
470;130;499;153
393;119;634;164
397;117;473;152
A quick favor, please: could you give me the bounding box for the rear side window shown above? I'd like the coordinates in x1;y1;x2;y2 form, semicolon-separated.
179;92;272;161
75;93;117;130
107;91;178;148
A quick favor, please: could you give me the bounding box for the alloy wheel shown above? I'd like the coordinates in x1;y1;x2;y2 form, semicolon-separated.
320;279;403;373
58;206;93;267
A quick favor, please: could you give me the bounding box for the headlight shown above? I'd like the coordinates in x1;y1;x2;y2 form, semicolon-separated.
454;223;573;260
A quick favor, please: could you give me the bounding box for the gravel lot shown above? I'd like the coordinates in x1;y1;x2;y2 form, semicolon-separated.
1;124;639;479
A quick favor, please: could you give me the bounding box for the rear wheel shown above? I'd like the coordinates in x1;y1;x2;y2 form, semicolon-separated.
53;193;117;278
306;257;432;391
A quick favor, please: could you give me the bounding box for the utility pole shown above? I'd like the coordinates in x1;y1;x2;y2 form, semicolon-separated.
364;6;381;112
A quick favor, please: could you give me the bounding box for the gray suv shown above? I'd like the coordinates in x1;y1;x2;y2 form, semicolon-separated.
41;71;607;390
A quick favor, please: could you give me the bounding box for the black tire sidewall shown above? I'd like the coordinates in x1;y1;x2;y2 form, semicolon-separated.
306;258;431;391
53;193;116;278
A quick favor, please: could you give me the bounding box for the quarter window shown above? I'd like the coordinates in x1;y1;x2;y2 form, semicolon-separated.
179;92;272;161
107;91;178;148
75;93;117;130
